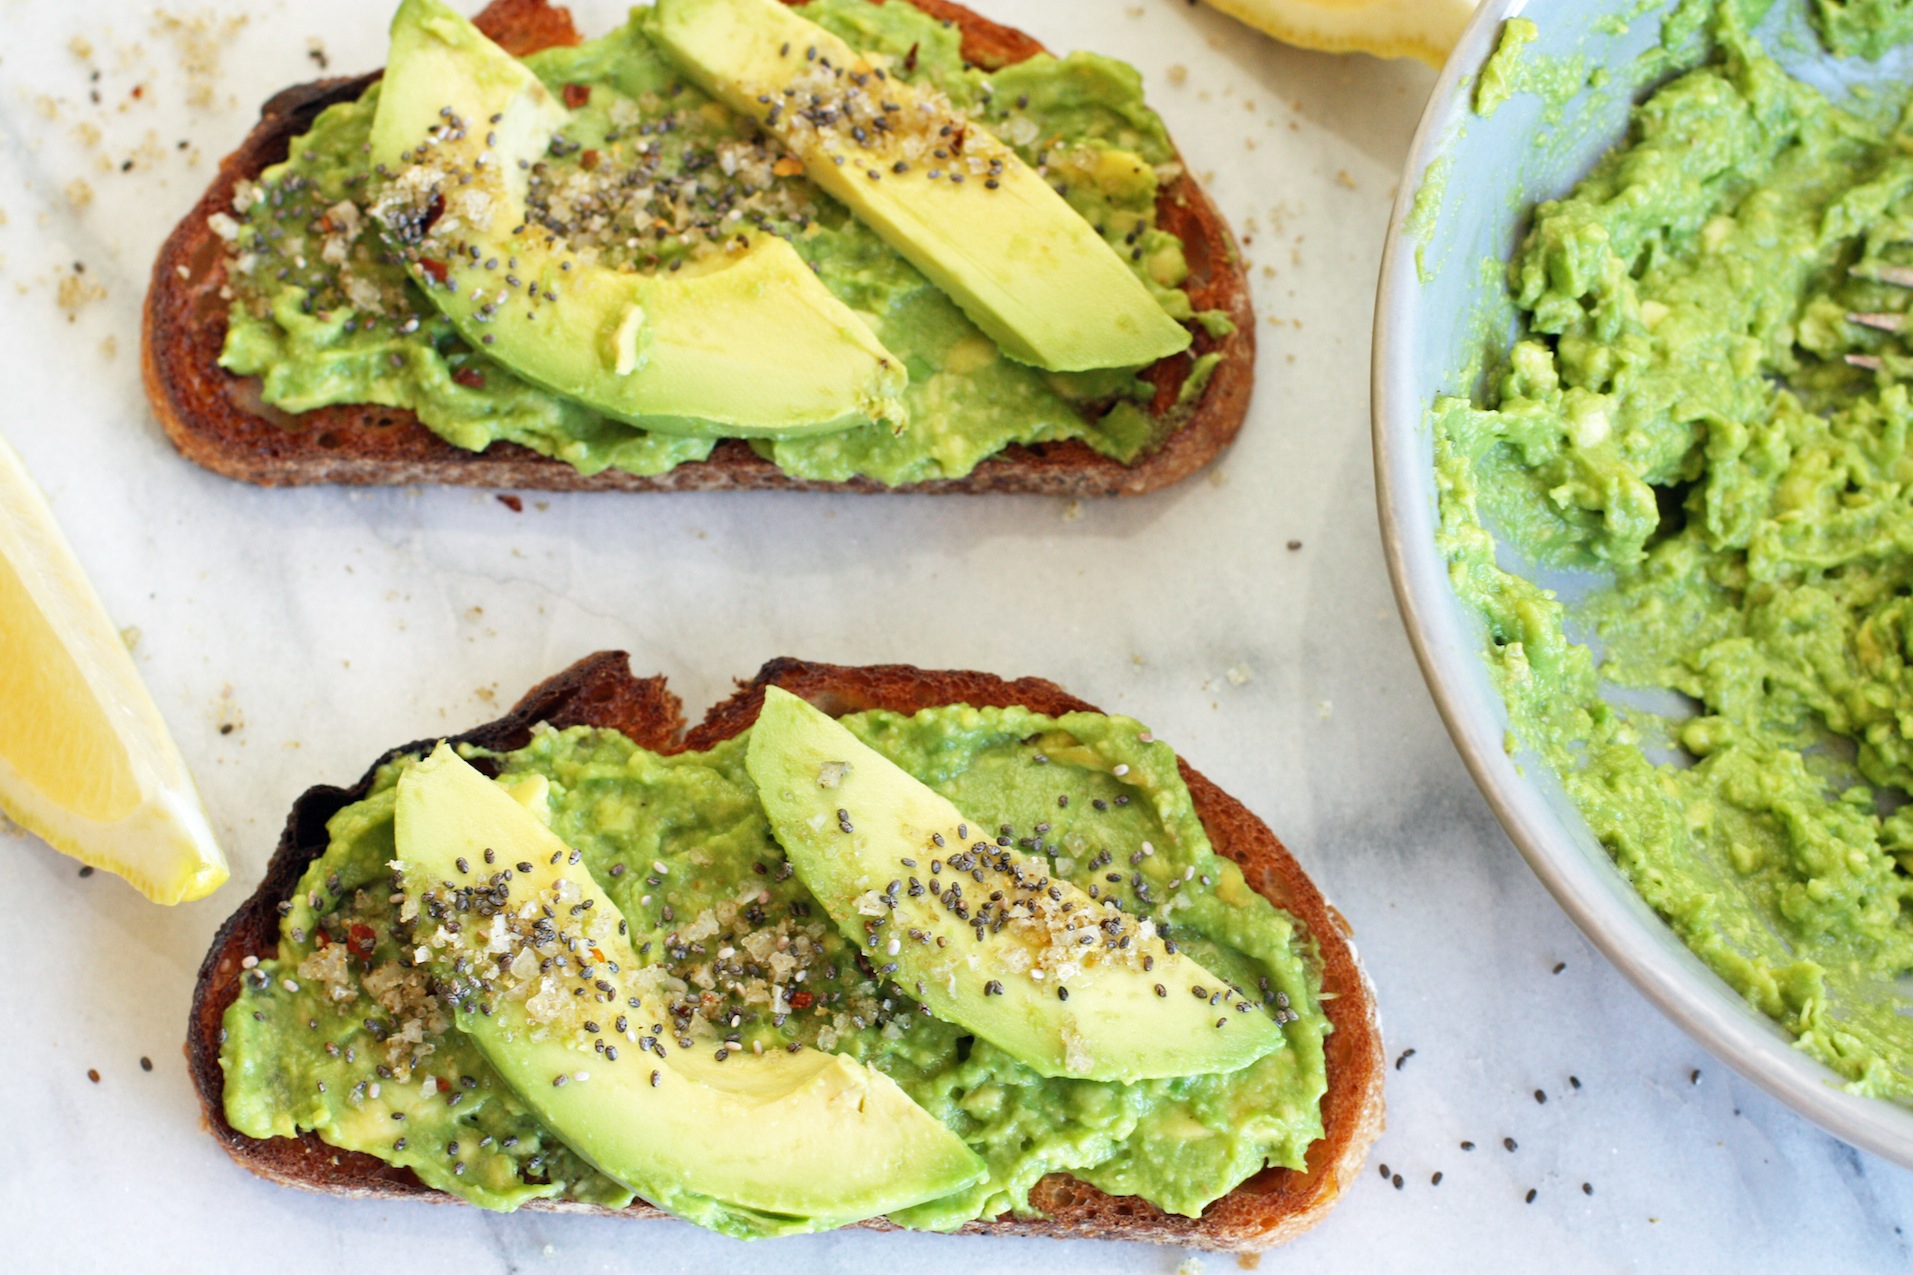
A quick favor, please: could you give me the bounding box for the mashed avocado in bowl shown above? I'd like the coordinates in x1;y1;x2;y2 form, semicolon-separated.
1376;0;1913;1165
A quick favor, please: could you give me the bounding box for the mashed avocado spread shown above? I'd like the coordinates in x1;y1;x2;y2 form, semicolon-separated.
216;0;1212;484
220;705;1328;1230
1436;2;1913;1102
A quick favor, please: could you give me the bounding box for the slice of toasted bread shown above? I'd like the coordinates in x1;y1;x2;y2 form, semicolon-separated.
187;653;1382;1250
142;0;1254;496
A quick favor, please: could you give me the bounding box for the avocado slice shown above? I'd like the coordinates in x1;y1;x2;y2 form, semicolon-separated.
746;688;1288;1082
391;743;983;1238
651;0;1193;373
368;0;906;438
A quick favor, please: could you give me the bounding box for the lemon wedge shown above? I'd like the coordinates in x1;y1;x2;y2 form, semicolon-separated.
1200;0;1479;67
0;434;226;903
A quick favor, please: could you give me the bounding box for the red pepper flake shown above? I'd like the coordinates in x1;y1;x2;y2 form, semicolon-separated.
580;148;601;171
903;42;918;73
419;258;449;284
314;928;332;948
789;990;815;1010
496;494;523;513
453;366;486;389
130;84;144;99
87;1069;101;1083
562;82;590;109
347;923;377;958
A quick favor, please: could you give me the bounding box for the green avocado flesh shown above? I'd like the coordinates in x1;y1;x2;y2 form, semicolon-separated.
370;0;905;438
653;0;1191;373
216;0;1206;484
1435;3;1913;1104
220;704;1328;1234
391;744;982;1234
747;687;1285;1082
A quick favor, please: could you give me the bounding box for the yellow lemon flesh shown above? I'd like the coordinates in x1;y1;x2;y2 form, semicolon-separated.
0;434;225;903
1201;0;1479;67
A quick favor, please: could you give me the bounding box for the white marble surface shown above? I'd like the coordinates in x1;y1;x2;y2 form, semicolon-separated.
3;0;1912;1269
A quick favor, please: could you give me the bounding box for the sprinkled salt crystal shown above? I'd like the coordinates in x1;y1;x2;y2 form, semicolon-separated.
1113;763;1129;777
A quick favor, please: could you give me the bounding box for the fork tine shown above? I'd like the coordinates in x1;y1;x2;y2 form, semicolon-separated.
1847;353;1886;371
1848;312;1907;333
1870;264;1913;288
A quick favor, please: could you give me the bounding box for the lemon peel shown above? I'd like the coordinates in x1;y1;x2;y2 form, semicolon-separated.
1200;0;1479;68
0;433;226;903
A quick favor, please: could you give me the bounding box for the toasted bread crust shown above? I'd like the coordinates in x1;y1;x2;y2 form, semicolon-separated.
141;0;1254;496
187;654;1382;1250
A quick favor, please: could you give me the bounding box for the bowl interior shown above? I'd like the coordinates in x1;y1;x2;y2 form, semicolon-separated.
1373;0;1913;1167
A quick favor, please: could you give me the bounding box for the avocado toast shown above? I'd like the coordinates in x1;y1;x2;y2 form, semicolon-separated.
143;0;1255;495
188;653;1383;1249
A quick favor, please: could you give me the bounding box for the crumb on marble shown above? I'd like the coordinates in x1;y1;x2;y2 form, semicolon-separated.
152;9;249;111
57;264;107;321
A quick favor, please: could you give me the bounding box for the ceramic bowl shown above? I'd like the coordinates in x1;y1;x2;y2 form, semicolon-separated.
1372;0;1913;1167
